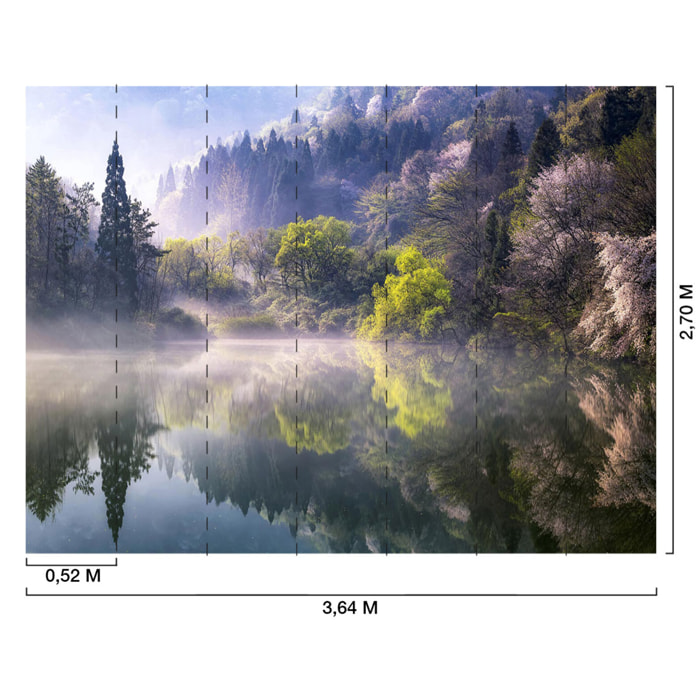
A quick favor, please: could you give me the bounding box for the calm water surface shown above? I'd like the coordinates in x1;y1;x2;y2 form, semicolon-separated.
26;339;655;553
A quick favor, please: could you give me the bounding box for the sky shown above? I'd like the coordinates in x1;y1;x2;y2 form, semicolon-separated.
26;86;316;210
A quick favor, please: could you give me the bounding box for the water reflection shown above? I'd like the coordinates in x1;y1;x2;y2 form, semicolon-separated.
26;341;655;552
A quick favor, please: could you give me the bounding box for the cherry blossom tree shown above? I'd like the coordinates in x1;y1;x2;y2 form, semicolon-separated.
578;232;656;359
505;155;614;354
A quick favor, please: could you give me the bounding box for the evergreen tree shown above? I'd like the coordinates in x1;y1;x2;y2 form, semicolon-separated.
26;156;65;301
299;139;315;186
501;120;523;159
235;130;253;171
484;210;500;258
130;197;165;317
493;218;512;277
343;94;361;120
267;128;278;153
527;117;561;179
96;140;138;311
155;174;164;206
600;87;645;148
164;164;176;195
499;121;525;195
414;118;430;150
178;165;198;235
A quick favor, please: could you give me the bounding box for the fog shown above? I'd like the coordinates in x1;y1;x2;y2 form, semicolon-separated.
26;86;318;211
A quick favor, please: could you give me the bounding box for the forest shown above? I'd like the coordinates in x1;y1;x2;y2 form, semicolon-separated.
26;86;656;362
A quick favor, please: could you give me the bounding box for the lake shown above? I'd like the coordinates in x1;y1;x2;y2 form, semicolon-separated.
26;339;655;553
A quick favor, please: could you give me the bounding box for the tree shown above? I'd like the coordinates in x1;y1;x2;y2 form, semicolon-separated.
527;117;561;179
57;182;98;306
600;87;647;149
155;174;165;207
244;227;280;292
484;210;500;268
160;237;200;297
501;120;523;160
492;218;512;281
164;164;176;195
177;164;200;236
129;197;165;318
578;232;656;360
26;157;64;302
609;129;655;236
96;140;138;312
215;162;248;235
275;216;353;299
360;246;451;340
192;233;235;297
505;155;614;354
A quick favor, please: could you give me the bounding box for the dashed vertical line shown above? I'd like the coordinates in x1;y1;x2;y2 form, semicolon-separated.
114;84;119;438
563;84;570;556
384;84;390;556
204;83;209;556
473;85;480;556
294;84;299;556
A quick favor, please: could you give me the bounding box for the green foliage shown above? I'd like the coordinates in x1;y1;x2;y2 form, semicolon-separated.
160;233;244;300
216;313;279;338
552;88;607;154
610;128;655;236
318;307;353;335
600;87;655;148
155;307;206;340
26;157;98;311
526;117;561;179
359;246;451;340
275;215;353;300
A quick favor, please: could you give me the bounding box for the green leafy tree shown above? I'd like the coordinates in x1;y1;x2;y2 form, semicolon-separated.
57;182;98;306
360;246;451;340
609;128;655;236
129;197;166;317
275;216;353;299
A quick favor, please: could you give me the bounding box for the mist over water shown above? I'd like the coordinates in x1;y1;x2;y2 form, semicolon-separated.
26;339;655;553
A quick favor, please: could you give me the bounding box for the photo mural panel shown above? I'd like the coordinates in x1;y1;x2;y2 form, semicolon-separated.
26;86;656;553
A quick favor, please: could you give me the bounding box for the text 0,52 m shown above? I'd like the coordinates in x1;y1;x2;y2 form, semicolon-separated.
45;568;101;585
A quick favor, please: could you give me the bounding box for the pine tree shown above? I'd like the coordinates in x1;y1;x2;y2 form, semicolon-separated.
155;174;164;207
164;164;176;195
527;118;561;179
492;218;512;277
600;87;644;148
96;140;138;312
235;130;253;171
484;210;500;258
267;129;278;153
414;118;430;150
501;121;523;159
178;165;197;235
26;156;65;301
343;94;360;120
300;139;315;182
